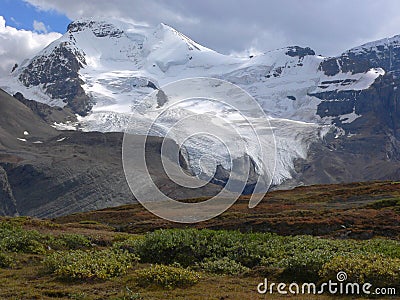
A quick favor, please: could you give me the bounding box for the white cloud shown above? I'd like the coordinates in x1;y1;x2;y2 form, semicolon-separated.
0;16;61;76
33;20;48;33
22;0;400;57
28;0;400;58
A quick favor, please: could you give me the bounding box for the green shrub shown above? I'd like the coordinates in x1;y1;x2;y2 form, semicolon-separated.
48;234;91;250
134;264;201;289
0;223;45;254
198;257;249;275
360;239;400;259
56;233;91;250
278;249;333;281
112;233;136;242
132;229;283;267
112;228;400;285
43;249;139;280
113;236;145;253
320;254;400;287
68;292;87;300
205;231;285;268
366;198;400;209
0;252;14;268
282;235;356;256
132;229;208;266
79;220;101;225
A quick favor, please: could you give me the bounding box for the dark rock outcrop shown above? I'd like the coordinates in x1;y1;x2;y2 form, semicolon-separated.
18;42;91;115
67;20;124;38
312;36;400;136
285;46;315;58
0;89;221;218
13;92;77;125
277;37;400;188
0;166;18;216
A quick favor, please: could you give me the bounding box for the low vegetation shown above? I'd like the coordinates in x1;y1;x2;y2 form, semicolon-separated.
43;249;139;280
116;228;400;286
198;257;249;275
0;252;14;268
320;254;400;286
0;221;47;254
55;181;400;239
134;264;201;289
1;218;398;298
0;182;399;299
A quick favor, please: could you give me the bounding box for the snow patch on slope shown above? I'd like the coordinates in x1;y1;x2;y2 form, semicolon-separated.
348;35;400;55
314;68;385;93
1;18;387;186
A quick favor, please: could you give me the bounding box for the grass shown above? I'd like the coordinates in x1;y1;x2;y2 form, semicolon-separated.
0;181;399;299
0;222;398;298
0;267;354;299
54;180;400;239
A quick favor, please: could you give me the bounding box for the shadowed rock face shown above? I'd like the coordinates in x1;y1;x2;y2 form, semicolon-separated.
286;86;400;189
13;92;77;125
67;20;124;38
18;42;91;116
272;38;400;189
315;36;400;133
1;131;135;218
0;166;17;216
5;28;400;216
0;89;56;150
318;35;400;77
0;89;222;218
285;46;315;58
285;72;400;188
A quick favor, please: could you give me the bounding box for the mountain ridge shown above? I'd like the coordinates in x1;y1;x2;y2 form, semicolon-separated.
1;18;400;202
0;88;222;218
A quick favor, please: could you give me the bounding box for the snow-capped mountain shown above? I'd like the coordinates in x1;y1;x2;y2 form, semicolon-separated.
2;18;400;189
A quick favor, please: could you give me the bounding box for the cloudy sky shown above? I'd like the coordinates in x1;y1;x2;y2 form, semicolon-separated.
1;0;400;75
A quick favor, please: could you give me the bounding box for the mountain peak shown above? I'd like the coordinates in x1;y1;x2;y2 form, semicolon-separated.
347;34;400;55
64;18;213;54
285;46;316;58
3;21;400;192
67;19;124;38
152;22;211;52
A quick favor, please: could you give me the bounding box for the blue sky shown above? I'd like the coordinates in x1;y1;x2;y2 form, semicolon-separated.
0;0;70;33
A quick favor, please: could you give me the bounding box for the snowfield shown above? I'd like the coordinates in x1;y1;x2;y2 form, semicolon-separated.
0;19;385;186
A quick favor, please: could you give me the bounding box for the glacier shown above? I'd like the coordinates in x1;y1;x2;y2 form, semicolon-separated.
0;18;386;187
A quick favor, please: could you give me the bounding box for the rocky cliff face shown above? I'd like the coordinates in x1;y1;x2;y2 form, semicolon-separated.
13;92;77;125
2;20;400;214
0;166;17;216
7;20;399;130
67;20;124;38
312;36;400;137
17;41;90;115
287;37;400;187
0;90;222;218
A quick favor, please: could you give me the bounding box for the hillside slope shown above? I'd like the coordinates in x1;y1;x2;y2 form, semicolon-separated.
0;90;221;217
2;19;398;188
55;181;400;239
